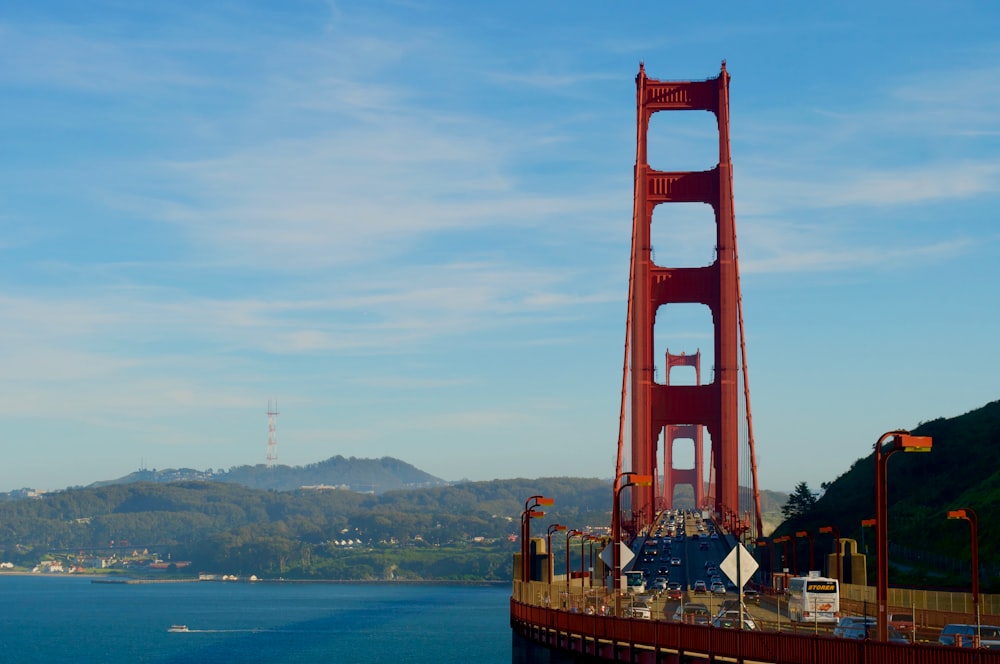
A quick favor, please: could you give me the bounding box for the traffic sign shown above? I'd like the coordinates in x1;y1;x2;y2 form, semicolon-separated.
719;542;758;589
599;542;635;569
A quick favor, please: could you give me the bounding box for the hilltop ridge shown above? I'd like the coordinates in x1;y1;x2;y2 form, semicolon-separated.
87;455;447;495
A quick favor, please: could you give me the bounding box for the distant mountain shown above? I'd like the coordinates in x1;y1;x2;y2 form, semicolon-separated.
89;455;447;494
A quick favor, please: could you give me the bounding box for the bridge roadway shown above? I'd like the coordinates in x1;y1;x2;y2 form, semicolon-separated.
512;513;1000;663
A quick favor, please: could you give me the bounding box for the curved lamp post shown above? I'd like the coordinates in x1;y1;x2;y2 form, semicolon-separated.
586;536;601;588
819;525;841;583
612;473;653;592
565;529;584;601
795;530;814;574
772;535;791;579
521;495;554;585
948;507;979;645
546;524;566;584
756;538;773;587
874;430;932;640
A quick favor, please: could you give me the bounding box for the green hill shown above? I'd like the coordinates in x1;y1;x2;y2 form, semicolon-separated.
771;399;1000;590
88;455;446;494
0;476;612;581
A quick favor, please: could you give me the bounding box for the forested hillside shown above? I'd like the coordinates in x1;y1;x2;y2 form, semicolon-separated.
0;477;612;581
772;399;1000;591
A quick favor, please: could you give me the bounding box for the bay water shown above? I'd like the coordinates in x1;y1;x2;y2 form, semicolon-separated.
0;575;516;663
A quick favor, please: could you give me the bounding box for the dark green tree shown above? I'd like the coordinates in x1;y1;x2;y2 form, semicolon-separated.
781;481;817;520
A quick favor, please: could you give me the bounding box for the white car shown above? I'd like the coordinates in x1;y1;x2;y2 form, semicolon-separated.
670;557;681;566
629;603;652;619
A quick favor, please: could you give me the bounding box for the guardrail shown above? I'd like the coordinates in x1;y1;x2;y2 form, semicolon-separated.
511;581;1000;664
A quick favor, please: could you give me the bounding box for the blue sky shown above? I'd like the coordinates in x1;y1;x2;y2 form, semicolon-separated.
2;2;998;494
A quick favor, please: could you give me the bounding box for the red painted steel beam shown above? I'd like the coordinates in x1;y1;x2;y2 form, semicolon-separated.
630;63;740;528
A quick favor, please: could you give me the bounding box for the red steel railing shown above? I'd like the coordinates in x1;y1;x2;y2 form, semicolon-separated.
511;598;1000;664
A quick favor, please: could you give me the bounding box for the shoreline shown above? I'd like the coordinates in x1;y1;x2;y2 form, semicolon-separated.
0;570;509;587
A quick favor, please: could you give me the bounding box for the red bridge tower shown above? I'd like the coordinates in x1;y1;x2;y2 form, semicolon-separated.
662;350;706;510
625;63;744;529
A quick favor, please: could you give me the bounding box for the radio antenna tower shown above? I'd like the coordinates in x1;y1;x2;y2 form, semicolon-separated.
266;399;279;468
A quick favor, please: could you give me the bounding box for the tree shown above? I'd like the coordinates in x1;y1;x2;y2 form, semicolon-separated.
781;482;817;520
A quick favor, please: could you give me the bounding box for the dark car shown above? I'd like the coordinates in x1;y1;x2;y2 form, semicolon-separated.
672;603;710;625
743;589;760;604
938;624;1000;648
833;616;910;643
835;620;908;643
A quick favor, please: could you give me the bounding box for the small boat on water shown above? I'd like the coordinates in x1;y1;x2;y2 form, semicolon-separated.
167;625;189;633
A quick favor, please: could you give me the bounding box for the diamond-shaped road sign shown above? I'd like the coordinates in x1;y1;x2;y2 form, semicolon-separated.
719;542;758;590
600;542;634;569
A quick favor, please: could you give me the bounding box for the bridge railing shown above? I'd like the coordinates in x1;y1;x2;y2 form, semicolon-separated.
511;586;1000;664
841;582;1000;632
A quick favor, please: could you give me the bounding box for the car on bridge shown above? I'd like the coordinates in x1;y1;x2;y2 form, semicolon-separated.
835;622;908;643
672;603;710;625
712;610;758;630
710;581;726;595
651;577;668;591
628;602;652;620
938;624;1000;648
666;582;683;600
693;580;707;594
888;612;913;633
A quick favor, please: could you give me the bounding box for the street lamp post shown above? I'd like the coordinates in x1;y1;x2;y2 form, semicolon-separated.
585;536;596;588
773;535;791;583
860;518;875;588
795;530;814;574
860;518;875;557
612;473;653;592
874;430;932;641
756;538;773;588
819;526;841;583
948;508;980;646
546;524;566;584
566;529;583;602
521;495;554;586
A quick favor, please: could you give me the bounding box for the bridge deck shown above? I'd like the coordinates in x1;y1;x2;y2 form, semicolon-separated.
511;596;1000;664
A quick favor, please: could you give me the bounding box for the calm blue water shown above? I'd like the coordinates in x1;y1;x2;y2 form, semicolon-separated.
0;576;516;663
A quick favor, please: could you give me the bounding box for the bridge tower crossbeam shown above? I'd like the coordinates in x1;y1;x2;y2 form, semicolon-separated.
627;63;741;528
662;350;705;510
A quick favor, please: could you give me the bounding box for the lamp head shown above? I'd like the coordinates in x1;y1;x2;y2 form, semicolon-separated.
895;434;932;452
623;473;653;487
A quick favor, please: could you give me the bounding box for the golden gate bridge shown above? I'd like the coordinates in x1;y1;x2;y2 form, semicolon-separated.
510;63;996;664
